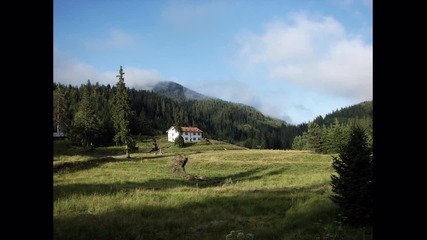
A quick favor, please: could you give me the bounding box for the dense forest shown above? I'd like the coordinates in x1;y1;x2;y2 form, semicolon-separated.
53;80;372;151
292;101;373;153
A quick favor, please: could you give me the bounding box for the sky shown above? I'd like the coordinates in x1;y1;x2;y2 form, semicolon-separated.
54;0;372;125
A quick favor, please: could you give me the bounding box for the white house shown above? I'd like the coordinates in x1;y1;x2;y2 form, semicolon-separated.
166;126;203;143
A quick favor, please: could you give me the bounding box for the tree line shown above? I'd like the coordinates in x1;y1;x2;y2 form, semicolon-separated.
292;101;372;153
53;81;186;147
54;66;135;156
54;77;372;151
53;81;308;149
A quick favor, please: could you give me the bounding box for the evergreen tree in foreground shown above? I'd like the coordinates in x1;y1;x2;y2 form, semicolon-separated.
174;135;185;148
112;66;133;158
330;125;373;226
174;118;185;148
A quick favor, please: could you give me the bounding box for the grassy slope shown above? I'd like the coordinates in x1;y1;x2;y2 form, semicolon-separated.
53;137;372;240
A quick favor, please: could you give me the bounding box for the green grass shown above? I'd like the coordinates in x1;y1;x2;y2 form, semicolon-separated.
53;139;124;162
53;137;372;240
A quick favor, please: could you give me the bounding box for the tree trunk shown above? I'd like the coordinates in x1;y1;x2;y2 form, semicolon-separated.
125;139;131;158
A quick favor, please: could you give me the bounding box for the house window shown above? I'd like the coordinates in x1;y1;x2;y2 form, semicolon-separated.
185;137;188;141
198;137;201;141
193;138;196;141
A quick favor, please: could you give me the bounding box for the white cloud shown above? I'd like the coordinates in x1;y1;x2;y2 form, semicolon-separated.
194;79;296;122
123;68;165;90
54;49;165;89
53;49;108;86
236;14;345;65
194;79;255;104
233;12;372;102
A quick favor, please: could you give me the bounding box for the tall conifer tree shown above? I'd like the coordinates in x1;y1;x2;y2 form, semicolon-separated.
53;85;67;133
112;66;133;158
71;81;100;148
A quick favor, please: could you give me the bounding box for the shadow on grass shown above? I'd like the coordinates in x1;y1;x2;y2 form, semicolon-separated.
54;167;289;199
53;152;181;174
143;153;175;160
53;156;139;174
54;140;119;156
54;168;258;199
54;191;293;240
194;166;288;184
54;183;351;240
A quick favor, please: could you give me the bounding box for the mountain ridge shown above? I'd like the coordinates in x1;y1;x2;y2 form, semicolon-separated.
151;80;372;126
54;81;372;150
152;81;213;102
151;80;288;126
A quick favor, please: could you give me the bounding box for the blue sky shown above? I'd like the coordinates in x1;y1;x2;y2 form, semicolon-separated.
54;0;372;125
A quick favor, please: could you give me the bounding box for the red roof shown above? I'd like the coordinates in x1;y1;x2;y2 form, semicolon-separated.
180;127;202;132
167;126;203;133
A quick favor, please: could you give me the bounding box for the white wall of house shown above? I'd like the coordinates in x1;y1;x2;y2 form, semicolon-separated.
180;131;202;143
167;126;203;143
167;127;179;142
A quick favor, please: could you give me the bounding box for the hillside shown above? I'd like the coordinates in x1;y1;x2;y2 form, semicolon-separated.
292;100;373;153
149;81;300;149
313;100;373;127
151;81;372;131
54;82;371;151
151;81;284;126
152;81;212;102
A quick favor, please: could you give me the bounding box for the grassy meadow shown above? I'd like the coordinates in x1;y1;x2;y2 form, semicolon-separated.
53;136;372;240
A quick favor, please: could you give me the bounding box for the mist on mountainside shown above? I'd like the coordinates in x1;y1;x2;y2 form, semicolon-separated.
152;81;212;102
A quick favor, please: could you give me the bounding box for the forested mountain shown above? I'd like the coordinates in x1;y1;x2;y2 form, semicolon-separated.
53;80;371;151
312;100;372;127
292;101;373;154
151;81;307;148
188;98;307;149
53;81;309;149
152;81;211;102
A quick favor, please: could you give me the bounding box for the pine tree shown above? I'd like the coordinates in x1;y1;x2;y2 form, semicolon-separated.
174;118;184;148
174;134;185;148
307;122;324;153
112;66;134;158
330;125;373;226
69;81;100;148
53;85;67;133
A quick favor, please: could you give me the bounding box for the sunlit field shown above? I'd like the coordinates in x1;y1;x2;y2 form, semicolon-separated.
53;137;372;240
